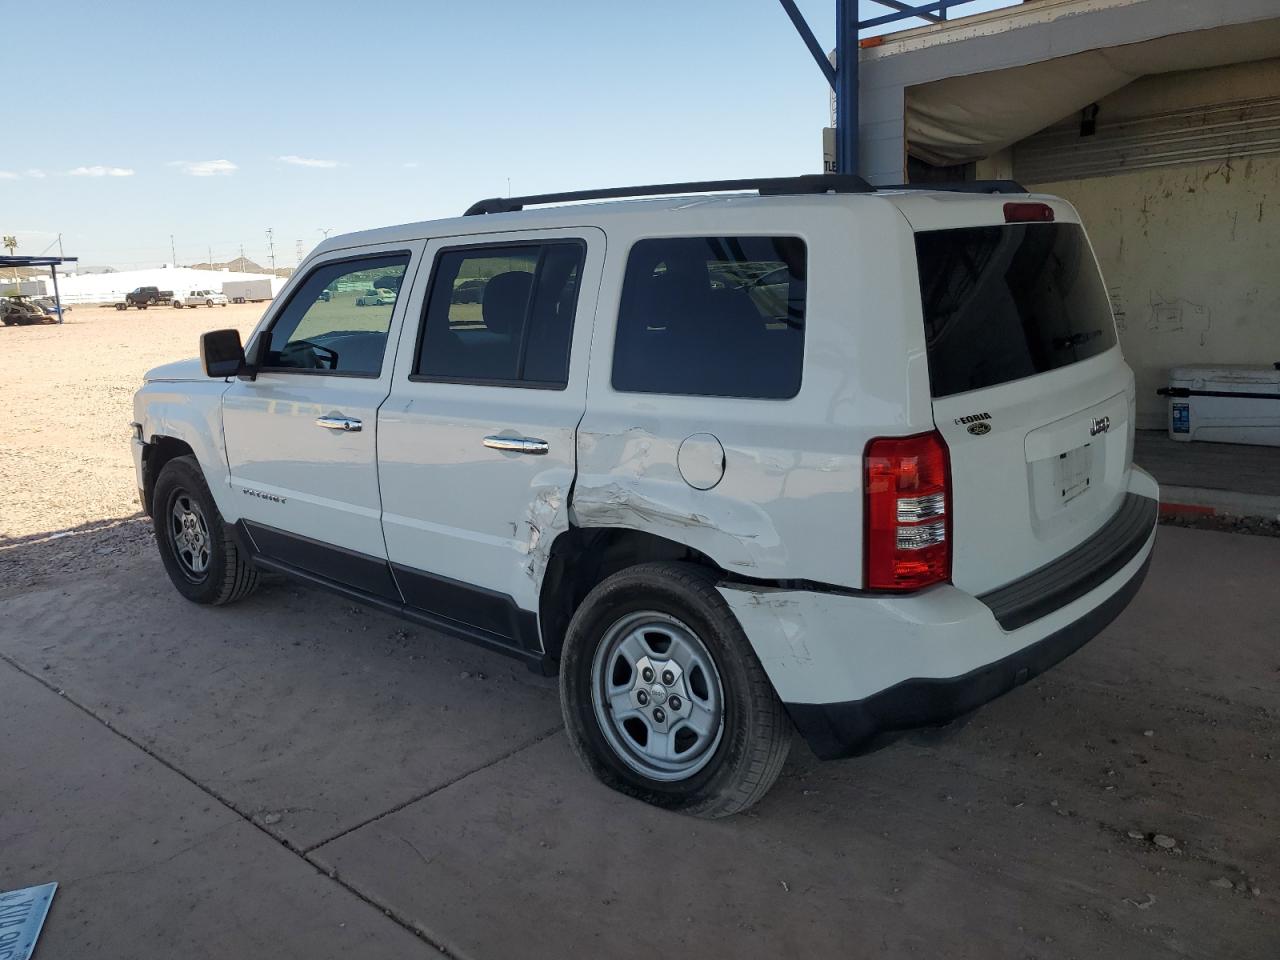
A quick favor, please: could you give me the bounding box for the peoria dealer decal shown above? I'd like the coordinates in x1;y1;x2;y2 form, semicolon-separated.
955;412;992;436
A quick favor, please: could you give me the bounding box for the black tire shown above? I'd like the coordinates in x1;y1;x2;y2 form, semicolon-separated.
559;562;792;818
152;455;259;605
206;299;213;307
173;301;182;309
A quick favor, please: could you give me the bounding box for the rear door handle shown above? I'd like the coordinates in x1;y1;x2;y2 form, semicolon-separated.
315;415;362;432
483;435;549;455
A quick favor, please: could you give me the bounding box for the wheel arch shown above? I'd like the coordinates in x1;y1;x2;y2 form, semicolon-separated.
141;436;197;516
537;526;725;663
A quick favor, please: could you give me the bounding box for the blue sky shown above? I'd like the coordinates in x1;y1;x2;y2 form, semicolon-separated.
6;0;1010;269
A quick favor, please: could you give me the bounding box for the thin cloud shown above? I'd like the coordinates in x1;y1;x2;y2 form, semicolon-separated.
170;159;238;177
25;169;46;178
402;162;420;169
0;170;19;179
279;155;341;168
68;166;134;177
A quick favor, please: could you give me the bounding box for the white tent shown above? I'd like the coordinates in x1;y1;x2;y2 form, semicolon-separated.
21;266;285;304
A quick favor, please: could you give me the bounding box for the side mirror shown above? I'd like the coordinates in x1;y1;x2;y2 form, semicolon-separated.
200;328;245;378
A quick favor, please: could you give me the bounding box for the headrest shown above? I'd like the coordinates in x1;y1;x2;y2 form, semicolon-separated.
482;271;533;335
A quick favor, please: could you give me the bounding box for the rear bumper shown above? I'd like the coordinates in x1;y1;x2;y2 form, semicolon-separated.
785;550;1151;758
719;467;1159;759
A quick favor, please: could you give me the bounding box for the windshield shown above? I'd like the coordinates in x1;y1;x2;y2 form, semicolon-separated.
915;222;1117;398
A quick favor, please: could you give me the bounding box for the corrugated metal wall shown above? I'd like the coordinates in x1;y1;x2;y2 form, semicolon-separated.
1015;96;1280;183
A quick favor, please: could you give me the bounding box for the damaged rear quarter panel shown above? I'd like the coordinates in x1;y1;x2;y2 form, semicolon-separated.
572;201;928;588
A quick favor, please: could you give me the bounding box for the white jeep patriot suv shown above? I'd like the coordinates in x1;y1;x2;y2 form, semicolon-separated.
132;175;1158;817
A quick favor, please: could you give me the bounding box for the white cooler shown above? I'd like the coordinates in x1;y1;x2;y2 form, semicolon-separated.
1160;364;1280;446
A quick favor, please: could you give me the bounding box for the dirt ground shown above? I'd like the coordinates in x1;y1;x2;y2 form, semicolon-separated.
1;305;1278;959
0;303;264;585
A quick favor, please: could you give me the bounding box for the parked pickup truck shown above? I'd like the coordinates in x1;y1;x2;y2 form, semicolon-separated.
130;175;1158;818
173;289;229;308
114;287;174;310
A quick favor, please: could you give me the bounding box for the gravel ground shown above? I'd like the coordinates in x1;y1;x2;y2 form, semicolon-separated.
0;303;264;589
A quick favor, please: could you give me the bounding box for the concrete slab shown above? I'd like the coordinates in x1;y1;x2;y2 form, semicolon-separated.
310;526;1279;960
2;526;1277;958
0;659;438;960
0;554;562;851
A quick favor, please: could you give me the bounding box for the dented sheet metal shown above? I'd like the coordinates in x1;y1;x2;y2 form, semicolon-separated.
571;477;771;571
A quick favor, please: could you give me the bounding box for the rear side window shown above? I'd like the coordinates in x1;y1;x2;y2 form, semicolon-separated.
612;236;806;399
415;243;584;387
915;223;1117;398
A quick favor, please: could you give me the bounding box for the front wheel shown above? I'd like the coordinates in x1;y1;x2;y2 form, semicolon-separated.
152;455;259;605
559;562;792;818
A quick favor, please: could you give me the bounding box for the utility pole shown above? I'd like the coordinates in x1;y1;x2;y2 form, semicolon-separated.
265;228;276;273
318;227;332;239
295;239;304;266
170;234;177;267
239;244;246;272
57;233;64;260
208;245;213;269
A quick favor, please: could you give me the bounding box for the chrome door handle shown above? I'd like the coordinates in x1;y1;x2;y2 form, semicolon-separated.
315;415;362;432
483;435;549;455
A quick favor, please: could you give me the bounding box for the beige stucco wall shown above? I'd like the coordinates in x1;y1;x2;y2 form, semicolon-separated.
1030;155;1280;428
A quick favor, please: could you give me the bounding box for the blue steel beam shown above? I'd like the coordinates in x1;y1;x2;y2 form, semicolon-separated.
858;0;968;30
835;0;858;174
872;0;944;24
776;0;837;88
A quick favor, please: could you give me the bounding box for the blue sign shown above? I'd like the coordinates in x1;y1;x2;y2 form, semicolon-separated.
0;882;57;960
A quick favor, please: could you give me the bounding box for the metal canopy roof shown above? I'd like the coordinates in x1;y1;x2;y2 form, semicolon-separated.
0;256;78;268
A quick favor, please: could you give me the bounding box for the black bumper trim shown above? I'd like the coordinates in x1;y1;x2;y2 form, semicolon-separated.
977;493;1157;631
785;549;1152;760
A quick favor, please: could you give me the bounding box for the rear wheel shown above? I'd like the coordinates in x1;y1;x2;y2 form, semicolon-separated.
152;455;259;605
559;562;792;818
206;299;214;307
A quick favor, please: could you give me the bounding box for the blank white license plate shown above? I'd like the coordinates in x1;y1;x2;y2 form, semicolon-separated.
1056;444;1092;503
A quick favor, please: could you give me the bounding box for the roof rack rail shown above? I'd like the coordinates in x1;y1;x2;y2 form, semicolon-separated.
877;180;1028;194
463;174;875;216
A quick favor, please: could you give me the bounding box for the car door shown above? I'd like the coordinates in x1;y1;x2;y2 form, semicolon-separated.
222;242;423;599
379;227;604;655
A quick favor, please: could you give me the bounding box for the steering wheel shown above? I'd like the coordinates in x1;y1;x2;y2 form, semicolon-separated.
280;339;340;370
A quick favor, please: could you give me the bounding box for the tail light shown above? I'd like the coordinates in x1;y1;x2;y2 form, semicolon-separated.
864;431;951;591
1004;201;1054;223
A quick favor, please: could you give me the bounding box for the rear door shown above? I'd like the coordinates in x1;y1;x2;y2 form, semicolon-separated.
902;198;1135;595
378;227;604;654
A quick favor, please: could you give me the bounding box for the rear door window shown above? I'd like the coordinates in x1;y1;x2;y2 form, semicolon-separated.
414;242;584;388
915;223;1117;398
612;236;806;399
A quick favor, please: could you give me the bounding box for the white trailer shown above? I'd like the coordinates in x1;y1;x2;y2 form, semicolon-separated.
222;279;274;303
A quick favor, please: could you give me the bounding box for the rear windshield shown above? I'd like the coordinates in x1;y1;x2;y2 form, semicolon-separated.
914;223;1116;398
